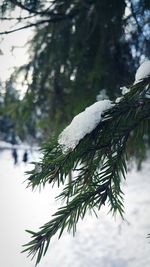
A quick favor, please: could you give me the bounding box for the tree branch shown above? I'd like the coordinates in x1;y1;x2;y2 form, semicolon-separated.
8;0;65;16
22;78;150;265
0;1;79;35
0;14;37;20
129;0;142;34
0;17;68;35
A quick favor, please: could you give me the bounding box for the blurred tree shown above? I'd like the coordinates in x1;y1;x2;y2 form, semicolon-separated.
0;0;149;138
0;79;19;141
0;79;37;142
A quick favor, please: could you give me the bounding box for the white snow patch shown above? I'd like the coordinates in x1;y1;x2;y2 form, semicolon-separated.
96;89;109;101
0;140;38;151
134;60;150;84
115;86;130;103
0;150;150;267
58;100;113;153
115;96;123;103
120;86;130;95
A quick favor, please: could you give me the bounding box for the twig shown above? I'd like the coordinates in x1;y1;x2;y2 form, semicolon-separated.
8;0;64;16
0;14;37;20
0;17;66;35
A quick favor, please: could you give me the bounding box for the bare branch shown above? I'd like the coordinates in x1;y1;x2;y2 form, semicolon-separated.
129;0;142;33
0;18;63;35
0;3;79;35
8;0;64;16
0;14;37;20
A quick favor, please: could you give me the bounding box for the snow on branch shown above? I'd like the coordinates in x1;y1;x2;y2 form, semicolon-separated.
134;60;150;84
24;62;150;265
58;100;113;153
58;61;150;153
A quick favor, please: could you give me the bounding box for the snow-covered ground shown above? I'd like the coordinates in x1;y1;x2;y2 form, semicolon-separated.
0;149;150;267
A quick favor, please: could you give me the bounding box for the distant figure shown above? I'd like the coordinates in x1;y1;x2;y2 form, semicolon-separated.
12;148;18;165
23;150;28;163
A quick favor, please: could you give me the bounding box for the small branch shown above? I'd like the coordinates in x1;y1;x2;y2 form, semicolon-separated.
0;17;67;35
8;0;64;16
129;0;142;34
0;14;37;20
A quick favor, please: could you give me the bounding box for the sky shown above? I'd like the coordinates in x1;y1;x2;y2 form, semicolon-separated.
0;8;32;84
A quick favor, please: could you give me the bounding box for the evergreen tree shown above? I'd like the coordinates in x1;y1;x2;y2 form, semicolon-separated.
0;78;37;141
0;0;149;136
0;79;19;141
0;1;150;265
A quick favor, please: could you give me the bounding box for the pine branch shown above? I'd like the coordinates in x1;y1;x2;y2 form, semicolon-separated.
23;185;109;265
28;78;150;190
0;14;36;20
8;0;62;16
0;17;68;35
24;78;150;264
0;3;79;35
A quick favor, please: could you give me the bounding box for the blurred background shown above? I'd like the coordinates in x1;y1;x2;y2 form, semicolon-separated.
0;1;150;266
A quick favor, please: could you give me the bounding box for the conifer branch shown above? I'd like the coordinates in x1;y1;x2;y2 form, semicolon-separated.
0;17;67;35
8;0;61;16
0;14;36;20
24;78;150;265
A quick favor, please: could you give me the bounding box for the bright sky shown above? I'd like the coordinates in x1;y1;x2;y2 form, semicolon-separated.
0;8;32;83
0;32;29;82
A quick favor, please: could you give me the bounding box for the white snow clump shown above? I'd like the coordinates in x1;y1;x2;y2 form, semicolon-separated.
134;60;150;84
58;100;113;153
96;89;109;101
120;86;130;95
115;86;130;103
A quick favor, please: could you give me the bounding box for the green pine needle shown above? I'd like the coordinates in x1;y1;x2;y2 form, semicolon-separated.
24;78;150;265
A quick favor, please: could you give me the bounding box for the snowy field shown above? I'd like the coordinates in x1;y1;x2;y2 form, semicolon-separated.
0;149;150;267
